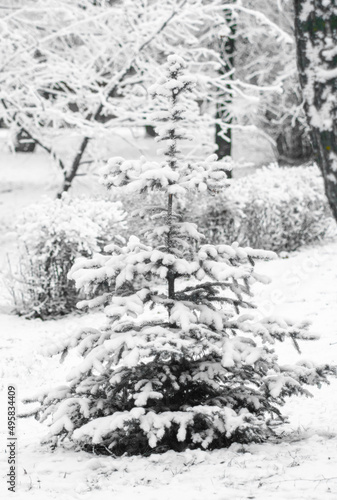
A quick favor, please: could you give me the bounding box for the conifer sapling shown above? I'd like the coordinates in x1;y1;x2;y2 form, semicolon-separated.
25;55;334;456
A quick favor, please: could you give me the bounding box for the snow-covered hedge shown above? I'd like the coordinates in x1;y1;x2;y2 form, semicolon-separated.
196;165;333;252
120;165;333;253
9;195;126;317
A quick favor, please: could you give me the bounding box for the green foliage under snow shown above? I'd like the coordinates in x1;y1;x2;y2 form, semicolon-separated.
193;164;334;252
7;195;126;318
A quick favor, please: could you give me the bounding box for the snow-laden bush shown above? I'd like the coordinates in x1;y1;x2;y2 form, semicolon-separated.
9;195;126;317
25;56;334;456
116;164;333;254
196;164;333;252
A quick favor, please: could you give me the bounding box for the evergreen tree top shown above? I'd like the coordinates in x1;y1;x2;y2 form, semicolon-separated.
100;55;229;197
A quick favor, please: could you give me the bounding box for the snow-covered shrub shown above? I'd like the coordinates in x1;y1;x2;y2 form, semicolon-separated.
25;56;334;456
195;165;333;252
10;195;126;317
116;164;333;254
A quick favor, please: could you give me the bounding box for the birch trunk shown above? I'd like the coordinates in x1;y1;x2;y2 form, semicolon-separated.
294;0;337;220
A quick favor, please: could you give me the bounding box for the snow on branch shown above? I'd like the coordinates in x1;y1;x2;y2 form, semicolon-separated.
223;3;294;44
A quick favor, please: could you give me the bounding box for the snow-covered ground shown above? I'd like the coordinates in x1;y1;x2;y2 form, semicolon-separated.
1;144;337;500
1;240;337;500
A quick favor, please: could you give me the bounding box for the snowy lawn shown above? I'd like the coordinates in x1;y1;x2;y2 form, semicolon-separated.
1;239;337;500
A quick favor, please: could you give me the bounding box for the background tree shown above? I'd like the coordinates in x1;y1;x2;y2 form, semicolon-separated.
1;0;315;198
214;4;236;177
219;0;311;163
0;0;233;195
294;0;337;221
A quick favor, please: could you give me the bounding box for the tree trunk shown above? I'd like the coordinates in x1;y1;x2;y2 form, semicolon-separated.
215;108;231;160
294;0;337;221
215;6;236;179
145;125;157;137
276;118;312;165
14;129;36;153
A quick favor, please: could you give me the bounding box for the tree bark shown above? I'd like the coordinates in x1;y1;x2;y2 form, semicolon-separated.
14;129;36;153
294;0;337;221
275;118;312;165
215;6;236;179
215;108;231;162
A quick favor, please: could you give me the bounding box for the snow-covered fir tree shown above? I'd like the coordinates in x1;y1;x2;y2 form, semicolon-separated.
25;55;334;456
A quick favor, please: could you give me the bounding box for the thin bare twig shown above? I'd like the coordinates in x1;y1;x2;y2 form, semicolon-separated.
57;0;189;197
